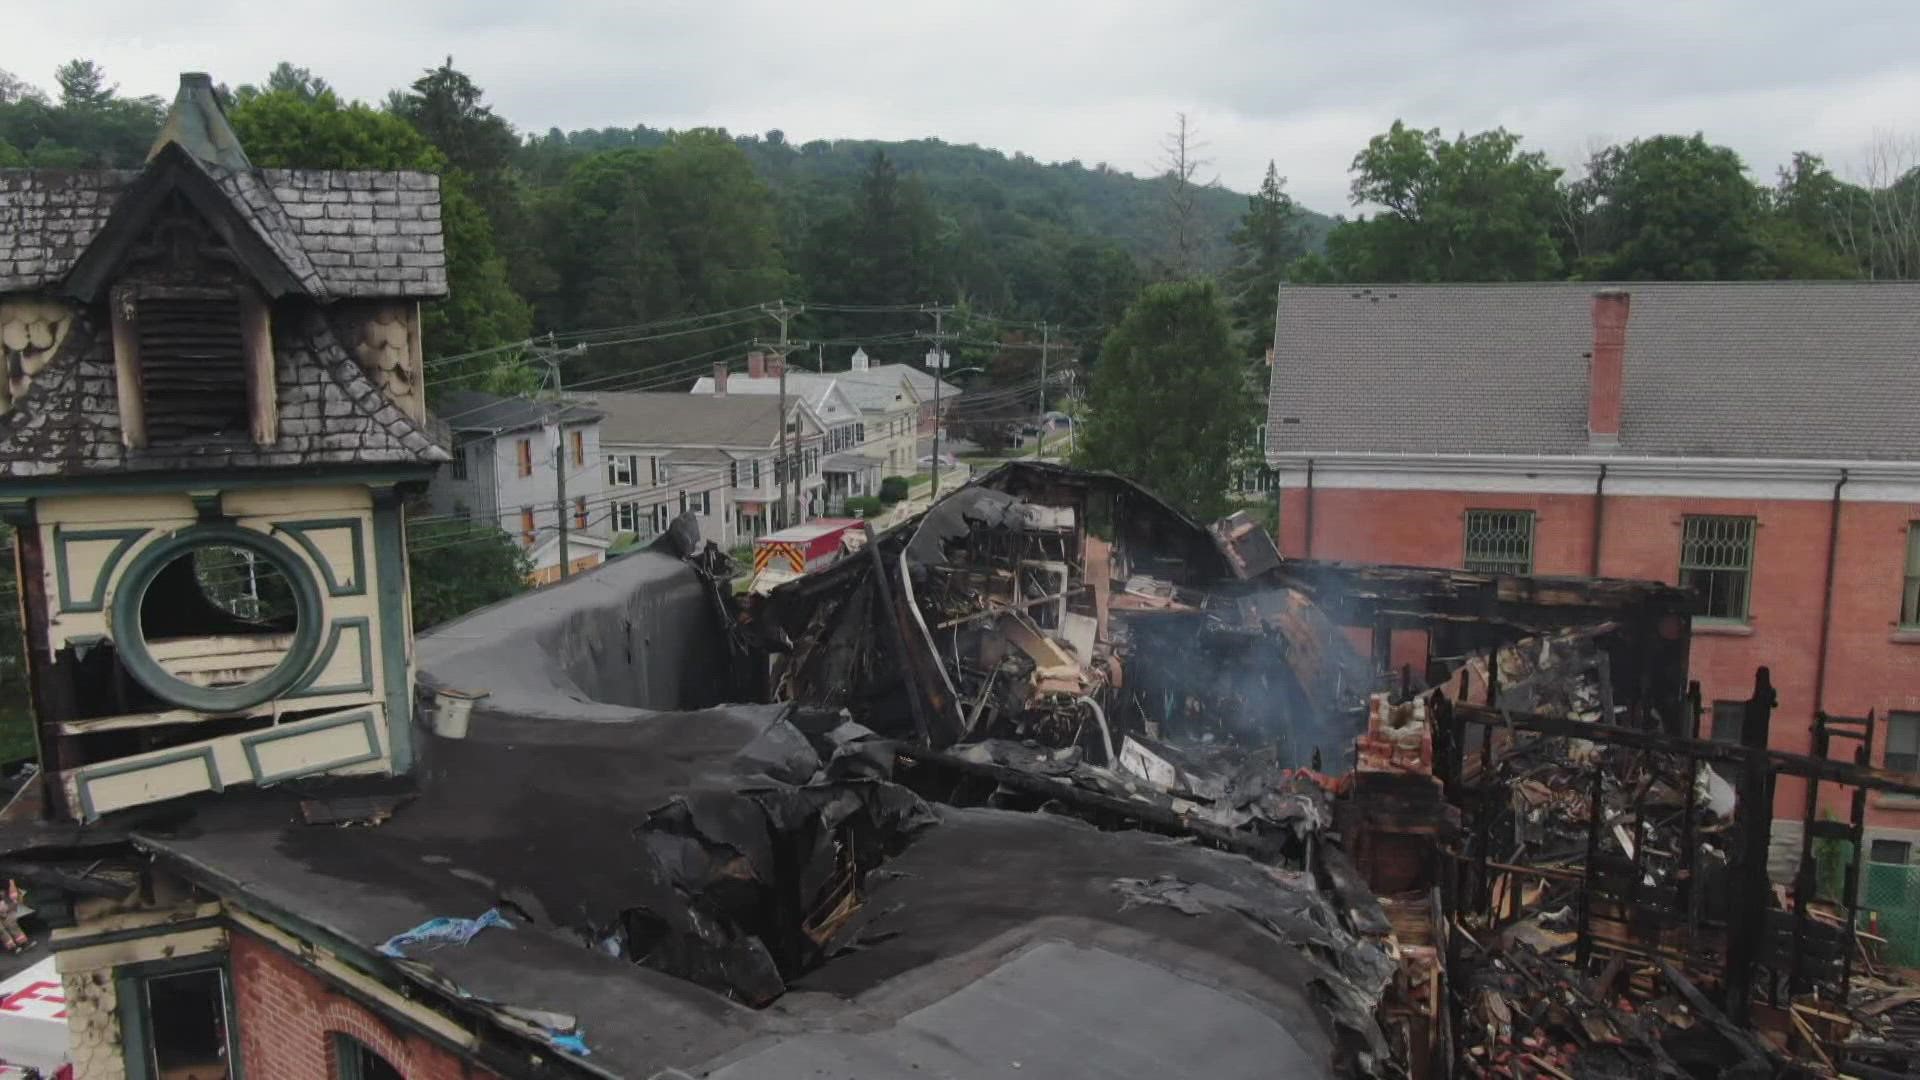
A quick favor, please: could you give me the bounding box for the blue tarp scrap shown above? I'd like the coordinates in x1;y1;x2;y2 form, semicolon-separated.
378;908;513;958
548;1030;590;1056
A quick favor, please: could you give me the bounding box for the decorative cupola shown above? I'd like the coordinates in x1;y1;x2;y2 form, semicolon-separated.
0;73;451;820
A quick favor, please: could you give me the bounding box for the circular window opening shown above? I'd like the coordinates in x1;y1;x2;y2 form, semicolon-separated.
140;544;301;689
112;526;324;712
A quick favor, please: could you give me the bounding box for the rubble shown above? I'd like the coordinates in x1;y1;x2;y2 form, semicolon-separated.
750;462;1920;1079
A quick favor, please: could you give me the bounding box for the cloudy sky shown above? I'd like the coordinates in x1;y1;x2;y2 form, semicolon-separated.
6;1;1918;214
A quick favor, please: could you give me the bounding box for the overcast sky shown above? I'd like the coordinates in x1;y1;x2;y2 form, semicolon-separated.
7;1;1919;214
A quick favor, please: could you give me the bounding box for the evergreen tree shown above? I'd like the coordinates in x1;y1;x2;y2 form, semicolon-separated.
1225;162;1306;348
1074;280;1257;519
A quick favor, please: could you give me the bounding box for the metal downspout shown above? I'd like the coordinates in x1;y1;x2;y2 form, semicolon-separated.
1812;469;1849;716
1589;463;1608;577
1303;458;1316;558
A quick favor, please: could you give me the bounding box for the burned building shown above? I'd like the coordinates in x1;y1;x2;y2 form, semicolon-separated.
0;73;449;825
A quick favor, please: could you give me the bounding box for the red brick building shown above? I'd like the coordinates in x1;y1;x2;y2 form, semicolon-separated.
1264;282;1920;871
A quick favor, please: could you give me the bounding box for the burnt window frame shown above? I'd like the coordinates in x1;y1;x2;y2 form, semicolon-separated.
116;953;242;1080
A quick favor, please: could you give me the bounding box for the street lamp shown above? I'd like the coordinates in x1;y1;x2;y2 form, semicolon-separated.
930;365;985;500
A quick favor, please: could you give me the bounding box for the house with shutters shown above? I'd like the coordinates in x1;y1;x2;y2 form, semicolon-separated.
1263;281;1920;873
689;351;884;512
583;385;826;545
427;389;610;583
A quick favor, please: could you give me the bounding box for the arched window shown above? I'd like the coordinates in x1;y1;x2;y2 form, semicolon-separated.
333;1033;404;1080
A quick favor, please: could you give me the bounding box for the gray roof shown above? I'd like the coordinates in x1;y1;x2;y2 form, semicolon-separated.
587;391;789;450
824;450;884;472
0;166;446;300
1266;282;1920;463
437;390;600;436
848;365;952;407
694;370;900;417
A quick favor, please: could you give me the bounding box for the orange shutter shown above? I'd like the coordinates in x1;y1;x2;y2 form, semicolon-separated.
571;430;585;466
574;497;588;528
517;438;533;477
520;507;535;544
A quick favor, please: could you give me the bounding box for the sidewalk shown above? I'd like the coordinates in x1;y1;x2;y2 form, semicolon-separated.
875;464;971;528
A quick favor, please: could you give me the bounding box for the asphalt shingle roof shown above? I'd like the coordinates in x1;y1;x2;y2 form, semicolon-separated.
437;391;600;436
586;392;788;450
1266;282;1920;463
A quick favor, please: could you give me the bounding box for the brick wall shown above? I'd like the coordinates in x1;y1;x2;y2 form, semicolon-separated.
228;927;496;1080
1278;484;1920;835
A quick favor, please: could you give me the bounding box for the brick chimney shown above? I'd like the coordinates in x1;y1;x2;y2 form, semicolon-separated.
747;351;766;379
712;362;728;397
767;353;785;379
1589;289;1630;448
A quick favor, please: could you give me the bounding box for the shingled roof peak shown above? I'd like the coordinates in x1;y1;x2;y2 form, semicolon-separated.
147;73;252;173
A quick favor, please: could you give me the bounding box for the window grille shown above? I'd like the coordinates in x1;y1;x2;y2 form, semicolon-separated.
1464;509;1534;575
1680;515;1755;621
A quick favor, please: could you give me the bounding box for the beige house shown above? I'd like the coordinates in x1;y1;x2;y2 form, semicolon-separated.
583;387;829;544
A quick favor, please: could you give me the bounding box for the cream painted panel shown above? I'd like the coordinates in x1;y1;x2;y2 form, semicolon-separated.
36;493;194;527
67;705;391;818
305;621;369;688
246;719;378;781
81;755;218;817
221;484;372;517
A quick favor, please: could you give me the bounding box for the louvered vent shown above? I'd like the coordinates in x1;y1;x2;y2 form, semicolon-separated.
138;297;250;442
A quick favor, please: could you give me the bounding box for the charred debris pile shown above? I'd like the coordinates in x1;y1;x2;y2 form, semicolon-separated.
736;463;1920;1078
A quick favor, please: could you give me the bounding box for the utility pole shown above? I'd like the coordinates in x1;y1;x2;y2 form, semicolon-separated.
762;301;802;527
545;337;587;578
1033;321;1049;460
926;304;953;499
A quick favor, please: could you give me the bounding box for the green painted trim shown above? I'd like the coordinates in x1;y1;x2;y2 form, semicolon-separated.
51;524;148;613
0;465;435;500
76;744;221;822
287;616;374;698
115;952;242;1080
370;500;414;773
273;517;367;597
109;523;326;713
238;708;382;786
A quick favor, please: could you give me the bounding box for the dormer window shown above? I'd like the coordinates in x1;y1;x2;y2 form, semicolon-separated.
111;284;276;449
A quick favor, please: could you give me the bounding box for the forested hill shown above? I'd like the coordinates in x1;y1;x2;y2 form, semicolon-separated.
523;125;1336;273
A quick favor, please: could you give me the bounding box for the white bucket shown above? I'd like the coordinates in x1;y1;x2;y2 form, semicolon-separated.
432;689;487;739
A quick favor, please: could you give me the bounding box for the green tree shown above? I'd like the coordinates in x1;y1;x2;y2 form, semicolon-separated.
804;150;947;308
1311;121;1563;282
232;62;332;106
1074;280;1257;519
1225;162;1306;347
390;59;551;316
534;133;788;379
1571;134;1766;279
407;520;531;630
0;61;163;168
53;60;113;109
228;90;533;392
